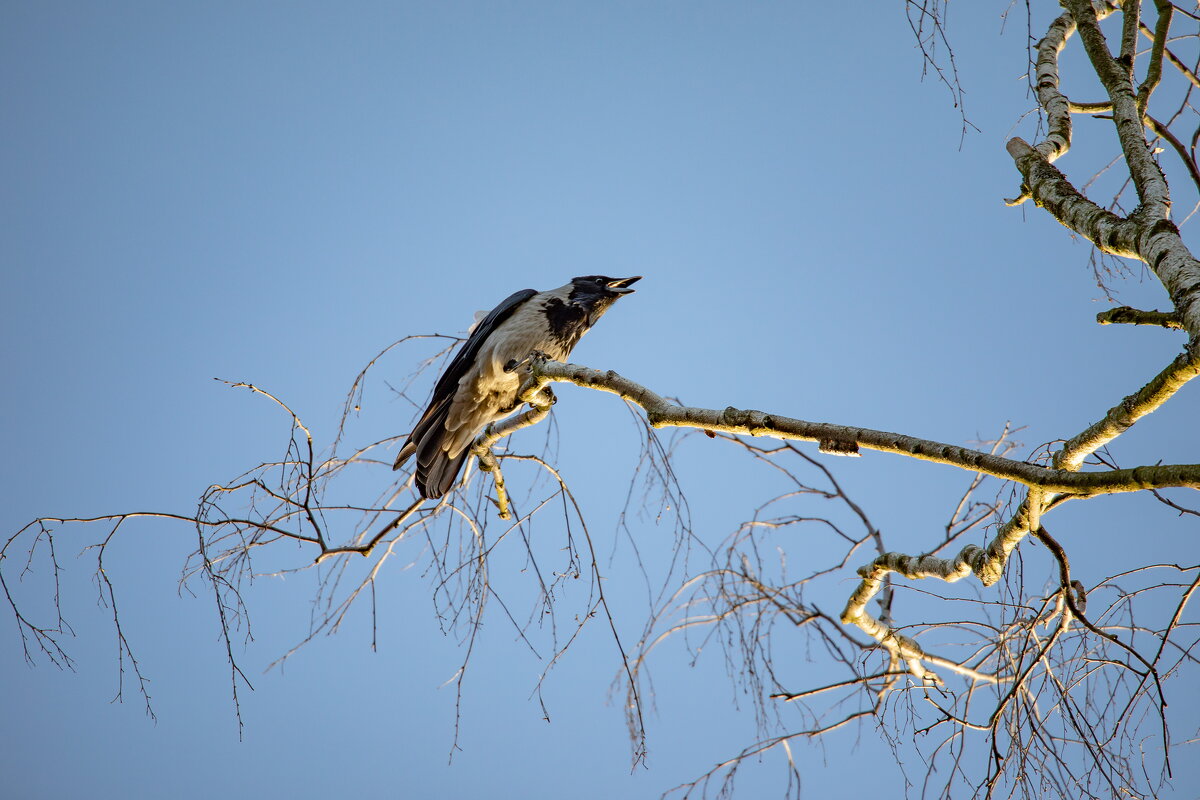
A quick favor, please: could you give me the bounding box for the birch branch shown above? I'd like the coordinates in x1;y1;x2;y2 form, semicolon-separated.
1096;306;1183;327
838;336;1199;670
1006;0;1200;339
1055;341;1200;470
515;359;1200;496
470;386;556;519
1007;139;1200;339
469;345;1200;687
1032;9;1089;162
1062;0;1170;217
1135;0;1173;115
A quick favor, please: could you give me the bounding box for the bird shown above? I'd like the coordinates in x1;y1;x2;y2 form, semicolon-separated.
393;275;642;499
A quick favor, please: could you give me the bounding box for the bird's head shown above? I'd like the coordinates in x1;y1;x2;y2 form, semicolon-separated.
568;275;641;326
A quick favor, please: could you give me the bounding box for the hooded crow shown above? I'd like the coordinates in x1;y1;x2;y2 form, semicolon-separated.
393;275;641;499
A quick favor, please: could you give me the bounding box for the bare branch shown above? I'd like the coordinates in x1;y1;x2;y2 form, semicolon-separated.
520;358;1200;495
1096;305;1184;327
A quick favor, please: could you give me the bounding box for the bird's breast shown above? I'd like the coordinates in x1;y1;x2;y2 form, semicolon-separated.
454;298;577;417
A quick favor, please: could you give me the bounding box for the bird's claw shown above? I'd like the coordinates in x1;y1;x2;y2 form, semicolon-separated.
539;386;557;406
506;351;552;374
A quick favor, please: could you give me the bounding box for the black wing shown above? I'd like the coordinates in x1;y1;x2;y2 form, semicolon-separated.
428;287;539;403
393;287;538;485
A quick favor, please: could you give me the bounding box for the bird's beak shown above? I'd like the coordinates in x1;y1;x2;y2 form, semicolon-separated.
606;276;642;294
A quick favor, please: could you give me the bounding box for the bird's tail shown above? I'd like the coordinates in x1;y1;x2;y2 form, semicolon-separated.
393;396;449;472
393;396;470;499
416;445;471;500
392;441;417;471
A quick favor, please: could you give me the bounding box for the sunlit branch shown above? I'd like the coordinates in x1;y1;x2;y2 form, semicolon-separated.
1007;0;1200;339
1096;305;1184;327
1063;0;1169;217
518;359;1200;495
836;336;1199;681
1054;341;1200;470
469;387;555;521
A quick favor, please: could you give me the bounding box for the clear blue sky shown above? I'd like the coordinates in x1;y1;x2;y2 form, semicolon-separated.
3;3;1197;798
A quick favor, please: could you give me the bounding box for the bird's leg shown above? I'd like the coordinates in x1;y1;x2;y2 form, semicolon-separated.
499;384;554;415
525;353;556;406
507;350;556;410
504;350;552;374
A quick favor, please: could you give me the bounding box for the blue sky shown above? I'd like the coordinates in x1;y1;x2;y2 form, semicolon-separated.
3;3;1198;798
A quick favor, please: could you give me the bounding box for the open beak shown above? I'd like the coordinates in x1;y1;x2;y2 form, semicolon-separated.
607;276;642;294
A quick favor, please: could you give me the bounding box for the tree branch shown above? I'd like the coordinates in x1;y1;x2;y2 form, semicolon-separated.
1005;0;1200;339
1136;0;1173;115
1006;136;1200;338
1096;305;1184;327
1054;338;1200;470
1063;0;1170;217
519;359;1200;496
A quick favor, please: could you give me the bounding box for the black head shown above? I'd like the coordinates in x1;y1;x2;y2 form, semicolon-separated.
562;275;641;331
568;275;642;302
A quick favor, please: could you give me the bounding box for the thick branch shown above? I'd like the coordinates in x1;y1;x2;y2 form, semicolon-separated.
1062;0;1170;217
1096;306;1183;328
843;339;1199;610
836;337;1200;684
521;360;1200;495
1006;137;1141;255
1118;0;1141;69
1055;340;1200;469
1006;137;1200;338
1005;1;1200;338
1032;10;1083;161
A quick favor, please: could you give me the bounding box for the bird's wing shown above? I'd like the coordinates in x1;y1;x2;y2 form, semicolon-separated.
429;288;539;402
393;288;541;490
